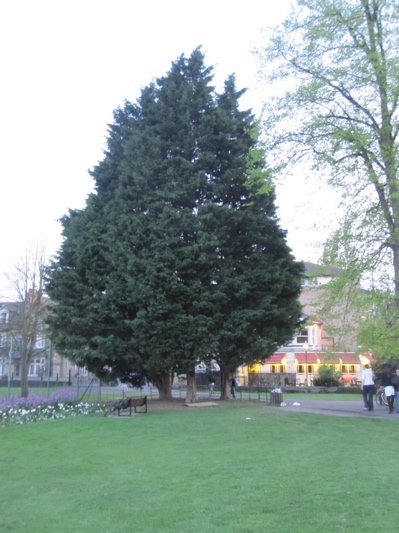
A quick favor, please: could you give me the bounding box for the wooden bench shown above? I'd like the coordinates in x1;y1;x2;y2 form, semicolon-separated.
119;396;147;415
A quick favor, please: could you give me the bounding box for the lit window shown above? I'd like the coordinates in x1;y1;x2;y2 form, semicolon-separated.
349;365;355;374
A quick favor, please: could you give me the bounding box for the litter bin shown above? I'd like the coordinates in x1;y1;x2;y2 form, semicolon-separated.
270;392;283;406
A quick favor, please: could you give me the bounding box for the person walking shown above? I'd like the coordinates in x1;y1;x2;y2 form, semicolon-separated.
231;377;237;398
391;369;399;414
380;370;395;414
385;384;395;414
209;379;215;398
361;364;375;411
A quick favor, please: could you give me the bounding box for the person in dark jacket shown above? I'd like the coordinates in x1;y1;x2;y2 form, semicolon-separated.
381;371;395;414
231;377;237;398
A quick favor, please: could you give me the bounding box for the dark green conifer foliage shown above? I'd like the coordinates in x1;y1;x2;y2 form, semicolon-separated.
193;77;304;398
46;48;303;401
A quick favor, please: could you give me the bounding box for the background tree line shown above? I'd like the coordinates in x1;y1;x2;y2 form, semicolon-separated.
257;0;399;357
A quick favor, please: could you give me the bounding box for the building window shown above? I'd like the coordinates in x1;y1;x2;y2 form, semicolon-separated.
349;365;355;374
288;318;309;346
308;365;313;374
29;358;44;377
303;278;317;287
0;311;7;324
296;329;308;344
35;336;45;349
75;366;88;377
298;364;304;374
271;365;276;374
341;365;347;373
279;365;284;374
0;358;5;375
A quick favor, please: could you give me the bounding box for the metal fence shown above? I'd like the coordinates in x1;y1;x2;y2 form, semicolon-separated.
1;379;281;406
77;383;276;404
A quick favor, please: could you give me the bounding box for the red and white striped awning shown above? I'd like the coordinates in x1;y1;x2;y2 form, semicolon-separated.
264;353;286;364
294;353;319;364
341;375;358;382
318;353;360;365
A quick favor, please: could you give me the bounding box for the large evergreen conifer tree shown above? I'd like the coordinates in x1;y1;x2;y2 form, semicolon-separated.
46;49;303;401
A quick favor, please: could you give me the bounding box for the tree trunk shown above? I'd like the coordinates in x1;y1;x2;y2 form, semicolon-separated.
20;355;29;398
220;367;234;400
392;244;399;309
185;370;198;403
151;372;173;400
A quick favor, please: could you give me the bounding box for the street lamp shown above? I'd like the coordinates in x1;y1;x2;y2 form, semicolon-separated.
303;341;309;386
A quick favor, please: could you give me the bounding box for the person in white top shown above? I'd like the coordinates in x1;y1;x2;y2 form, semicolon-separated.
361;364;375;411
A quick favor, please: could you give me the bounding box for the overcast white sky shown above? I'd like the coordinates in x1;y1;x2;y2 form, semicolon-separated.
0;0;338;296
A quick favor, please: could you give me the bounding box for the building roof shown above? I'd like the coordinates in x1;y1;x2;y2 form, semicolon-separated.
304;262;342;277
318;353;360;364
264;353;286;363
265;352;375;365
294;353;319;364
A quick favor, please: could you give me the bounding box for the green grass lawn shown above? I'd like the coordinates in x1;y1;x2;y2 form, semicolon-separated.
0;386;54;397
282;391;363;401
0;400;396;533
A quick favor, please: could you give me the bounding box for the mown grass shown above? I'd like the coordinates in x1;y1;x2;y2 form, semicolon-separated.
0;386;54;397
0;386;70;398
0;400;396;533
234;390;363;403
282;391;363;401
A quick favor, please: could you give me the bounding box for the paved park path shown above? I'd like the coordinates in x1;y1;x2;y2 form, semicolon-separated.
280;397;397;419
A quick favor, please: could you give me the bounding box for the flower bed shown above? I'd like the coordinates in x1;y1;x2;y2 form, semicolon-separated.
0;389;104;427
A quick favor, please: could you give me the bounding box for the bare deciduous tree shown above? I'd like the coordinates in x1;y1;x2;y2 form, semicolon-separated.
2;246;48;397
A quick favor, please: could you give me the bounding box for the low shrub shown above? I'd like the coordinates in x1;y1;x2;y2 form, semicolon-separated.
313;364;343;387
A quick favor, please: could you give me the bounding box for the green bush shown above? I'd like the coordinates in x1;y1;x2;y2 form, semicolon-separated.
313;364;343;387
